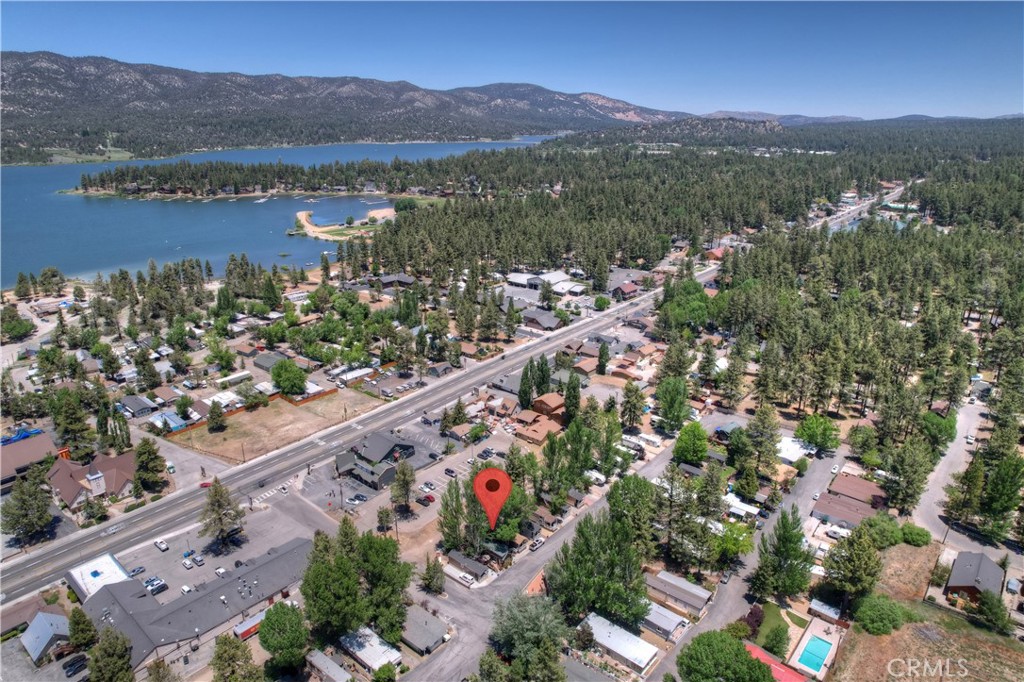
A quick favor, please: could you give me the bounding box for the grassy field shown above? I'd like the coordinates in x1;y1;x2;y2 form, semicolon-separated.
830;543;1024;681
756;602;787;647
45;147;134;164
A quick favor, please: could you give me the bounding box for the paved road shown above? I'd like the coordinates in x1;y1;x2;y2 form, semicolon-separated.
1;266;720;604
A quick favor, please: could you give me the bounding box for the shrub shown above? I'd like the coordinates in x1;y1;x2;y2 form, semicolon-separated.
763;624;790;657
67;588;80;604
792;458;809;475
900;523;932;547
124;501;146;513
43;591;60;605
853;594;904;635
723;620;751;639
150;494;162;502
930;563;952;587
743;605;765;638
926;595;937;603
862;514;903;549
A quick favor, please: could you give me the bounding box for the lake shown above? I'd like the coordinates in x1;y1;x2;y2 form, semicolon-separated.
0;138;548;287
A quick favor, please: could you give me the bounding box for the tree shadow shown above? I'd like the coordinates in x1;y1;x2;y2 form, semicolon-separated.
201;533;249;557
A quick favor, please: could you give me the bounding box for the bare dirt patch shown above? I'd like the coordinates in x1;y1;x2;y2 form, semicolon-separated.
830;611;1024;682
877;542;942;602
173;391;381;462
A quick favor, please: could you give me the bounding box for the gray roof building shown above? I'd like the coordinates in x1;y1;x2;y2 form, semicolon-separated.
946;551;1004;601
120;394;158;418
339;627;402;673
522;308;563;331
306;650;353;682
83;538;311;670
401;604;447;655
20;611;69;663
448;550;489;580
254;351;289;373
581;612;659;675
645;570;713;618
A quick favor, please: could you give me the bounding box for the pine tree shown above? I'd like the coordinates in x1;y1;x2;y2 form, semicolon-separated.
207;400;226;432
438;478;465;551
198;477;245;545
88;627;134;682
534;355;551;396
422;554;446;594
597;342;610;375
210;634;262;682
518;359;535;409
134;437;165;491
69;606;98;649
823;526;882;608
503;304;521;340
620;381;645;430
0;477;52;543
563;373;581;426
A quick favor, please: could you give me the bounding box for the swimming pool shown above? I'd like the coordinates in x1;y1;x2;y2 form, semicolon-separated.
798;635;833;672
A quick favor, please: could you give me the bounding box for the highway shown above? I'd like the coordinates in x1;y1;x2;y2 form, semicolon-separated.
1;266;718;604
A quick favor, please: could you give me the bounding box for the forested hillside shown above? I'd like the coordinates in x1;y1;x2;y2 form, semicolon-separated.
0;51;688;164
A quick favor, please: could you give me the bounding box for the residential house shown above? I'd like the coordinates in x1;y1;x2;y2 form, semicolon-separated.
120;395;157;418
612;282;640;300
521;309;563;332
305;650;353;682
460;342;481;358
810;494;876;529
531;507;562;531
46;454;137;512
516;416;562;445
645;570;714;618
488;396;520;419
945;552;1005;603
641;601;688;642
573;357;599;376
82;539;311;673
401;605;447;656
20;611;69;664
428;362;454;378
515;409;541;425
151;385;183;406
338;627;402;673
580;613;658;676
1;432;58;493
148;411;188;432
370;273;416;288
335;433;415;490
532;393;565;417
448;423;475;444
448;550;489;581
827;474;887;508
253;351;288;373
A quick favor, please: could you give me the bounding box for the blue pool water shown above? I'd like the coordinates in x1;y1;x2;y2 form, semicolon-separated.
798;635;833;672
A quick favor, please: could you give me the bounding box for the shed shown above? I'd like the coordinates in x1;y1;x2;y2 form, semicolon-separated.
20;611;69;664
401;604;447;655
809;599;842;624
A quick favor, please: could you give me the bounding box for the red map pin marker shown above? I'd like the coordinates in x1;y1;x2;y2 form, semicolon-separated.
473;469;513;530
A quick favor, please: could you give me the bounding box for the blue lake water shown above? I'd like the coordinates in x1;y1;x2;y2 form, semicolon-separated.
0;138;548;287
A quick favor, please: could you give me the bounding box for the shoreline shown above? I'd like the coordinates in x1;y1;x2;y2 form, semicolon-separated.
294;207;395;241
7;135;549;168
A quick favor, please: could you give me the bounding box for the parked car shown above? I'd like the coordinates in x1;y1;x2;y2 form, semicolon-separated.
154;539;169;552
968;396;977;404
62;654;87;671
416;496;431;507
429;451;443;460
529;538;546;552
192;555;205;566
422;482;436;491
721;571;733;584
424;494;436;503
181;585;193;595
418;483;432;493
966;434;976;444
466;458;475;465
354;493;368;502
458;573;475;585
65;659;88;678
144;576;161;587
182;559;194;570
444;468;457;478
831;464;840;474
165;462;175;474
812;491;821;501
149;582;168;596
345;497;360;505
199;482;212;488
755;520;765;530
758;508;771;519
479;451;492;460
279;485;289;494
215;567;227;578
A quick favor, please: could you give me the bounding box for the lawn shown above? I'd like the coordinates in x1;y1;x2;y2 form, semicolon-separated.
756;602;787;647
785;611;809;628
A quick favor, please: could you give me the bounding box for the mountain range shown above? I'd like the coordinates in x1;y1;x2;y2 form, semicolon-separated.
1;51;1020;163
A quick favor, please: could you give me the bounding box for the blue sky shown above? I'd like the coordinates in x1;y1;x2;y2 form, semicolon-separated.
2;2;1021;118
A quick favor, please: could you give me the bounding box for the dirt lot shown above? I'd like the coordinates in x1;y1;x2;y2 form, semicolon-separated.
831;611;1024;682
173;391;381;462
830;542;1024;682
876;542;943;601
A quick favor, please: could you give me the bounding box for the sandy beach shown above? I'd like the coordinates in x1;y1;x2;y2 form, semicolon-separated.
295;207;395;241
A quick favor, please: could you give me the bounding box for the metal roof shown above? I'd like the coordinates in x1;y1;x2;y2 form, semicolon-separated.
20;612;69;662
582;613;658;671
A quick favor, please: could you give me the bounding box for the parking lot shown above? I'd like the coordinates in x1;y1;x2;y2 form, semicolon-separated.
1;638;89;682
114;482;332;605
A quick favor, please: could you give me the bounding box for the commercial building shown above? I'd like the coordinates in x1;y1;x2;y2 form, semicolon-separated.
335;433;415;489
65;554;131;602
580;613;658;676
1;432;59;493
20;612;69;664
82;539;311;673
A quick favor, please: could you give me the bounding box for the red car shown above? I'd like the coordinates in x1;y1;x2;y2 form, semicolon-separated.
424;494;436;503
199;482;212;488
